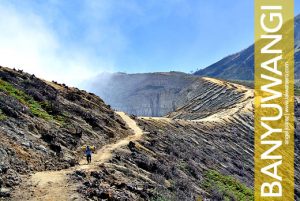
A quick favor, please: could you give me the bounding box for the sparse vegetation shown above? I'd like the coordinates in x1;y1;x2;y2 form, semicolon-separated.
295;80;300;96
178;161;188;171
0;109;6;120
295;87;300;96
54;113;67;125
150;195;170;201
40;101;67;124
0;79;52;120
202;170;253;201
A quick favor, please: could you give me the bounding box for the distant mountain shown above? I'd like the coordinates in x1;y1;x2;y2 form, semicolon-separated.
194;14;300;80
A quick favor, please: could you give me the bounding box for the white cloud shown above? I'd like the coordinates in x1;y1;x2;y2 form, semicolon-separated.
0;2;115;87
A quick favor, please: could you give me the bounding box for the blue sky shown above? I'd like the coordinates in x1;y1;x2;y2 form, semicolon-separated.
0;0;299;86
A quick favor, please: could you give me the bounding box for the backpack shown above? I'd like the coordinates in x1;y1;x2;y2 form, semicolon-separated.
81;145;95;153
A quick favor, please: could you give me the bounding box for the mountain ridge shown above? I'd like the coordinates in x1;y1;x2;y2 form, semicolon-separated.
194;14;300;80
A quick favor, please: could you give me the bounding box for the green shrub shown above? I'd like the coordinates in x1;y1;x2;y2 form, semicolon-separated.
54;114;67;125
295;87;300;96
0;109;6;120
179;161;188;171
0;79;52;120
150;195;171;201
202;170;253;201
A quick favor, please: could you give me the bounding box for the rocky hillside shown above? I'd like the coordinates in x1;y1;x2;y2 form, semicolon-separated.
194;14;300;80
0;66;131;198
66;78;256;200
73;78;299;200
168;77;253;120
72;116;254;200
71;93;300;201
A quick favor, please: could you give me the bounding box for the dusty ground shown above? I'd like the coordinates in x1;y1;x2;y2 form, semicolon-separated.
10;112;143;201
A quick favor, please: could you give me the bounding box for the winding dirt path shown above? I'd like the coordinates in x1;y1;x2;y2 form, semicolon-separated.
11;112;143;201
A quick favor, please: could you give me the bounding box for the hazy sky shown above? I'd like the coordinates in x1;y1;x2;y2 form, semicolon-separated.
0;0;299;86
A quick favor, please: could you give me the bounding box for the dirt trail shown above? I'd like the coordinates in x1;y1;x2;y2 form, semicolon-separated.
11;112;143;201
78;112;143;170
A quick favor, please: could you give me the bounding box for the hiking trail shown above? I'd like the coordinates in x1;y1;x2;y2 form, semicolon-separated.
11;112;143;201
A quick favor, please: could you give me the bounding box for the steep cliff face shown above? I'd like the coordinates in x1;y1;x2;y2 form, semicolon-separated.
0;66;130;197
87;72;199;117
86;72;253;118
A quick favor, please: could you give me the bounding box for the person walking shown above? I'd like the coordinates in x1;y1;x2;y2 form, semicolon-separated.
85;146;92;164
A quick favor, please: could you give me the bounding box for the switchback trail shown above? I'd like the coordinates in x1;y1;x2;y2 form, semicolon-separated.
11;112;143;201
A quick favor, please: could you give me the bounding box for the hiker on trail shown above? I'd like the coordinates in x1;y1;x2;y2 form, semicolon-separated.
85;146;92;164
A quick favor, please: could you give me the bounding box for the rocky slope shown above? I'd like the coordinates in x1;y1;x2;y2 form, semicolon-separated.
194;14;300;80
72;79;299;200
0;66;131;198
70;79;255;200
168;77;253;120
